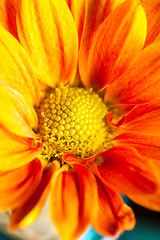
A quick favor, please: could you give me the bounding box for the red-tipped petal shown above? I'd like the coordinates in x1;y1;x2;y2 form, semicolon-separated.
92;178;135;236
17;0;78;87
0;159;42;210
0;0;18;39
79;0;147;91
9;163;56;230
50;164;97;240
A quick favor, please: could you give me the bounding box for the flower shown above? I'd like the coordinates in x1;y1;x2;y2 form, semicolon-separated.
0;0;160;239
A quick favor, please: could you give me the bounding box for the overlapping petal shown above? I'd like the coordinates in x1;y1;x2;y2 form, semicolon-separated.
17;0;78;87
96;146;159;197
0;26;39;106
50;164;97;240
92;178;135;236
141;0;160;47
0;82;38;138
114;133;160;160
106;42;160;105
0;159;42;210
0;0;18;39
9;163;55;230
0;127;40;171
79;0;147;91
118;101;160;136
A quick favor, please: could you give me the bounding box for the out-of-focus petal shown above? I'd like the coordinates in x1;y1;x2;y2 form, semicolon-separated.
0;0;18;39
96;146;159;196
106;42;160;105
92;178;135;236
50;164;97;240
0;26;40;106
0;82;38;138
114;132;160;160
141;0;160;47
119;101;160;136
0;159;42;210
79;0;147;91
0;127;41;171
9;163;56;230
17;0;78;87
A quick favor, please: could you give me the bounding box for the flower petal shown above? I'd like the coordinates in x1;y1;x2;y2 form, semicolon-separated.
0;127;41;171
0;0;18;39
50;164;97;240
65;0;87;46
128;190;160;211
0;82;38;138
141;0;160;47
17;0;78;87
114;132;160;160
106;42;160;105
0;159;42;210
9;163;55;230
119;101;160;136
66;0;125;46
96;146;159;197
0;26;40;106
92;178;135;236
79;0;147;91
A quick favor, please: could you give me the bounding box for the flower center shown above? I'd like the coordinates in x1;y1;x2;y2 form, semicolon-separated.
37;85;109;162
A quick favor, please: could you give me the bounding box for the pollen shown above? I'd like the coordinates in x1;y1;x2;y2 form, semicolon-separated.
37;85;110;162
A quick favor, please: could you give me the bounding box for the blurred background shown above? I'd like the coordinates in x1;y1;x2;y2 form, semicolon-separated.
0;198;160;240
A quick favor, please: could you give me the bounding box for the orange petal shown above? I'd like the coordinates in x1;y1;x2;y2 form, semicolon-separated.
80;0;125;42
141;0;160;47
50;164;97;240
0;0;18;39
96;145;159;196
106;42;160;105
9;163;55;230
119;101;160;136
128;190;160;211
79;0;147;91
0;159;42;210
0;82;38;138
92;178;135;236
114;132;160;160
17;0;78;87
0;127;41;171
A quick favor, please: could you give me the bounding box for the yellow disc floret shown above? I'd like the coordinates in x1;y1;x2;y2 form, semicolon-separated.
37;85;109;162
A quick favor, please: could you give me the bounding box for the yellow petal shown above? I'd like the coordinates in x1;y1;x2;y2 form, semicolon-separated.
0;81;37;138
0;26;40;106
17;0;78;87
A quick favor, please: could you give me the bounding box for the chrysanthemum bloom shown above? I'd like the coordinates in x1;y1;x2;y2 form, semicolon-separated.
0;0;160;239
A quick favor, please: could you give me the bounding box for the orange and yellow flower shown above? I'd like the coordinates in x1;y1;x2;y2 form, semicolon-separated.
0;0;160;239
